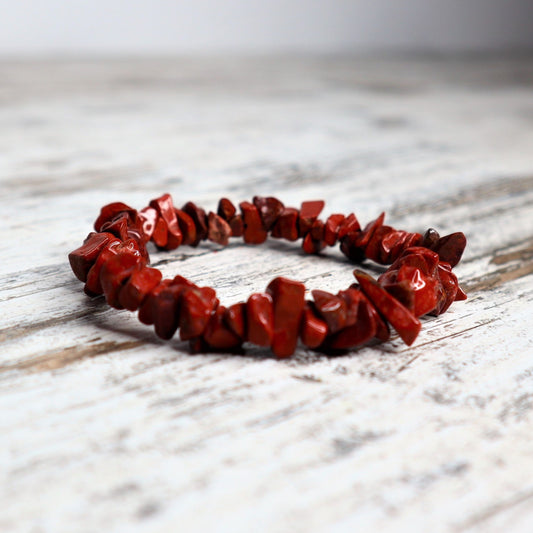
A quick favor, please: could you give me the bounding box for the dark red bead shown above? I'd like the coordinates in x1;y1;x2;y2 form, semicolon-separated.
139;207;158;240
152;280;193;340
84;238;139;296
433;232;467;267
240;201;268;244
207;212;232;246
300;303;328;348
100;213;131;241
179;286;219;340
253;196;285;231
175;208;197;246
311;290;347;334
271;208;299;241
266;277;306;358
152;217;168;248
94;202;137;232
246;293;274;347
217;197;237;221
325;296;377;350
337;213;360;240
324;214;345;246
354;270;421;346
229;215;244;237
100;252;144;309
150;193;182;250
299;200;325;237
118;266;162;311
138;279;173;325
224;302;247;339
203;306;242;350
68;232;116;282
182;201;208;246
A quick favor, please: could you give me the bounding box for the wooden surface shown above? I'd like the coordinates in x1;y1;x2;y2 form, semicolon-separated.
1;55;533;533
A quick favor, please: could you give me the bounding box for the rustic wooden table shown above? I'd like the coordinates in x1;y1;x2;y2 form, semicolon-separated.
1;56;533;533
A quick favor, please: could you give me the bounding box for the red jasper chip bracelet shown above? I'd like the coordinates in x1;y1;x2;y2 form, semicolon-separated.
69;193;467;358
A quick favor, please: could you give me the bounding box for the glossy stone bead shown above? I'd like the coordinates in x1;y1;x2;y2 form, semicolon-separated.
150;193;182;250
300;303;328;348
229;215;244;237
240;201;268;244
152;217;168;248
397;265;438;317
246;293;274;347
354;270;421;346
253;196;285;231
433;232;467;267
207;212;232;246
138;279;173;325
422;228;440;250
182;201;208;247
298;200;325;237
340;213;385;263
118;266;162;311
311;290;347;334
94;202;137;232
179;286;219;340
303;219;325;253
139;206;158;240
324;214;345;246
84;238;139;296
224;302;247;339
152;280;194;340
270;207;299;241
325;296;377;350
266;277;306;358
338;288;362;327
217;197;237;221
100;213;131;241
100;252;144;309
337;213;360;240
68;232;116;282
430;262;462;315
175;208;197;246
203;306;242;350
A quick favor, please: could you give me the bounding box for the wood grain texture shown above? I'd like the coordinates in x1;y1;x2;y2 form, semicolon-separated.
1;55;533;533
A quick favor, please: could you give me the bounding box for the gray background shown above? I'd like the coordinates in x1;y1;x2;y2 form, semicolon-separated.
1;0;533;55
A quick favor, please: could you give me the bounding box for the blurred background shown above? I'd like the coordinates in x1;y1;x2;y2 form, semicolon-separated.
1;0;533;56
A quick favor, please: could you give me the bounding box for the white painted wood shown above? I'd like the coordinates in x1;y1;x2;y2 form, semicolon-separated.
1;56;533;533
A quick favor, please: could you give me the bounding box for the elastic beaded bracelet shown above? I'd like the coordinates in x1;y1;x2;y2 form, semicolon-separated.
69;193;467;358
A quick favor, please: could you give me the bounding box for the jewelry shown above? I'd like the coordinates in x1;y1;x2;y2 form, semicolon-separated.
68;194;467;357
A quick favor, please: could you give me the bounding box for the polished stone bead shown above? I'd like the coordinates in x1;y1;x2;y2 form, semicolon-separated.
224;302;247;339
139;206;158;240
300;303;328;348
311;289;347;334
337;213;360;240
229;214;244;237
152;217;169;248
179;286;219;340
84;238;141;296
207;212;232;246
150;193;182;250
182;201;208;246
270;207;299;241
203;306;242;350
246;293;274;347
68;232;116;282
175;208;197;246
240;201;268;244
299;200;325;237
324;214;345;246
217;197;237;221
253;196;285;231
118;266;162;311
266;277;306;358
100;252;144;309
354;270;421;346
138;279;173;325
94;202;137;232
433;232;467;267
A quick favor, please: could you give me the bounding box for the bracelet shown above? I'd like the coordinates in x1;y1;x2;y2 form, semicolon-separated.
68;193;467;358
